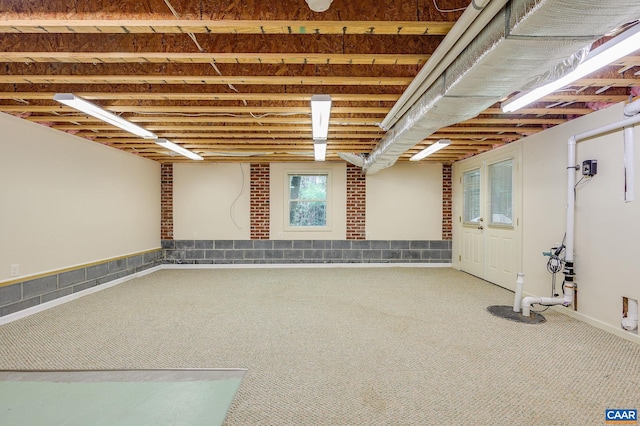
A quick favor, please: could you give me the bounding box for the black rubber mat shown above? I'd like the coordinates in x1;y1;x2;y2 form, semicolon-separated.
487;305;546;324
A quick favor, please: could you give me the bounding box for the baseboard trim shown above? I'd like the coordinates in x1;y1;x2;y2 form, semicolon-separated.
549;305;640;345
161;262;453;270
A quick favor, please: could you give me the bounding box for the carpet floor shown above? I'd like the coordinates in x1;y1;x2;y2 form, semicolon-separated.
1;267;639;425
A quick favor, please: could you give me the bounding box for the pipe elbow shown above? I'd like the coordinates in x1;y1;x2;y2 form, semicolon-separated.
521;296;537;317
623;99;640;117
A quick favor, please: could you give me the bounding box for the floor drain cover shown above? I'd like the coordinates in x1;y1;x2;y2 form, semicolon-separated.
487;305;546;324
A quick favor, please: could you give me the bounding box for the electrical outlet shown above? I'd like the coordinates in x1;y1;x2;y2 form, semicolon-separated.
10;264;19;277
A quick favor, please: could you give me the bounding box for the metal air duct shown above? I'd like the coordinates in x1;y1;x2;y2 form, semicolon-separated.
351;0;640;174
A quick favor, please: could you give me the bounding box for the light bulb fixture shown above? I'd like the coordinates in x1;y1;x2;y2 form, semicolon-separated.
502;24;640;112
53;93;156;139
314;139;327;162
311;94;332;140
156;139;204;161
305;0;333;12
410;139;451;161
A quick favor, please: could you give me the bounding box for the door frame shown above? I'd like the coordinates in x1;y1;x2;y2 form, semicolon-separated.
452;142;523;290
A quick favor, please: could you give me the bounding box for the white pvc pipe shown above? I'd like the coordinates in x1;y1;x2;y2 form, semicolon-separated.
522;100;640;318
622;298;638;331
380;0;506;130
521;283;573;317
562;99;640;310
566;136;577;265
624;126;634;202
623;101;637;202
513;272;525;313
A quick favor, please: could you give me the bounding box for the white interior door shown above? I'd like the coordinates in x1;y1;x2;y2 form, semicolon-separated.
457;146;522;290
460;168;484;278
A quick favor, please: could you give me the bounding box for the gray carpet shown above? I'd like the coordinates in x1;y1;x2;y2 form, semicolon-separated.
1;267;639;425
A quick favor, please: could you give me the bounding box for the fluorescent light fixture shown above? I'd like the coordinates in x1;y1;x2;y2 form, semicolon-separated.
311;94;332;140
410;139;451;161
314;139;327;161
156;139;204;161
502;24;640;112
53;93;157;139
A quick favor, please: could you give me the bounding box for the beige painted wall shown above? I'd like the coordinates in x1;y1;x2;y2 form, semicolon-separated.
522;102;639;336
173;163;250;239
270;162;346;239
0;112;160;283
366;162;443;240
453;103;640;338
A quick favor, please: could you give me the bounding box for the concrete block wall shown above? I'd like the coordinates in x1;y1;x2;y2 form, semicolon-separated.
162;240;452;265
0;250;162;317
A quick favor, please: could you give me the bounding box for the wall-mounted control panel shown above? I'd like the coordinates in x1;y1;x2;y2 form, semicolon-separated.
582;159;598;176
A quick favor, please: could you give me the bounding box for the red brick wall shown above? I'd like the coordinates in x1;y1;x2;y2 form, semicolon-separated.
442;164;452;240
161;163;174;240
250;163;270;239
346;163;366;240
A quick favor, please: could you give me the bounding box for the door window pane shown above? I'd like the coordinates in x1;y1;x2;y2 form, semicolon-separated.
288;174;327;227
489;159;513;225
463;169;480;224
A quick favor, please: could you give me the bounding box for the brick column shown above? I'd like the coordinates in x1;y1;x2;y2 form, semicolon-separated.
346;163;366;240
442;164;452;240
161;163;174;240
250;163;270;239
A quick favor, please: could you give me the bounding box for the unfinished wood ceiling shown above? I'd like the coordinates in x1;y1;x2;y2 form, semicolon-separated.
1;0;639;164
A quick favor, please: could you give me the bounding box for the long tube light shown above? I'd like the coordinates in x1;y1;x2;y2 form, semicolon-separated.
156;139;204;161
410;139;451;161
314;139;327;161
311;95;332;140
53;93;157;139
501;24;640;113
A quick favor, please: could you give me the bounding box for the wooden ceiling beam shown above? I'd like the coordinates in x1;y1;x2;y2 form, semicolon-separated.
86;132;381;139
0;92;400;102
99;138;380;145
0;75;412;86
0;105;389;114
0;20;453;35
463;118;566;125
483;107;593;115
436;126;542;134
24;115;381;125
0;52;429;66
50;124;385;132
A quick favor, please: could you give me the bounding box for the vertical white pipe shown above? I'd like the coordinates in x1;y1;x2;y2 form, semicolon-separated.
629;299;638;321
562;102;640;313
513;272;525;312
622;298;638;331
566;137;577;265
624;127;634;202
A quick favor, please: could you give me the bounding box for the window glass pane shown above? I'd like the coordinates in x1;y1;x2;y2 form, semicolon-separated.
289;201;326;226
463;169;480;223
489;159;513;225
289;174;327;227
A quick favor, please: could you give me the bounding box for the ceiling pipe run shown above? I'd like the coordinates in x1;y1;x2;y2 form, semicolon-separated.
350;0;640;175
379;0;503;131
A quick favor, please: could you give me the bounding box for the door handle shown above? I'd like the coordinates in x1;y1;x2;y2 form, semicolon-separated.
477;225;484;230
